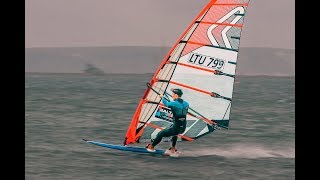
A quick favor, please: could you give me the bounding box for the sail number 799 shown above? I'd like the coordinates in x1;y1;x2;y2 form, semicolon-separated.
188;53;225;70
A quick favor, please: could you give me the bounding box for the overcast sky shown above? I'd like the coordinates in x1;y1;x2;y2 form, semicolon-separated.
26;0;295;49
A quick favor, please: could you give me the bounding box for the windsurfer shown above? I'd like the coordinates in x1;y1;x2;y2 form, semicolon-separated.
146;88;189;153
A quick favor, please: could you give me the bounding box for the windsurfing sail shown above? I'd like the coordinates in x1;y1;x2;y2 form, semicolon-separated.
124;0;251;145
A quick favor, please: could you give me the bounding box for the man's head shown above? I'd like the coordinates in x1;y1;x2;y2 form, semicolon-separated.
171;88;183;99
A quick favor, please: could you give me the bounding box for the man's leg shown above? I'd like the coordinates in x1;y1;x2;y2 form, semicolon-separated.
147;128;174;151
170;124;186;152
151;128;174;147
171;136;178;148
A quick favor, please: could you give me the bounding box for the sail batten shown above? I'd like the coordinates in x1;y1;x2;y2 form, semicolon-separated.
124;0;251;145
196;21;243;27
214;3;249;6
180;40;239;52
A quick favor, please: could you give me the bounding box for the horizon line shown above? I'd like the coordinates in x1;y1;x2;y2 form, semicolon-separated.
25;72;295;77
25;45;295;50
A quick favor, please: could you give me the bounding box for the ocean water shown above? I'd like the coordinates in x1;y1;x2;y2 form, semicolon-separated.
25;73;295;180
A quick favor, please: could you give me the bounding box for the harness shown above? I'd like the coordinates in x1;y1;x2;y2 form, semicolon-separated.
171;99;188;131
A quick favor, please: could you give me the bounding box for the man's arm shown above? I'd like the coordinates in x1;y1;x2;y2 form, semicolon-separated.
159;94;172;107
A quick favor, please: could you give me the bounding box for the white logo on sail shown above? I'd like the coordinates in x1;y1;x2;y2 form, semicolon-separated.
207;7;245;48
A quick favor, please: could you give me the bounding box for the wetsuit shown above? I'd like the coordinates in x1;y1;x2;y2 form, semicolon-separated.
151;97;189;147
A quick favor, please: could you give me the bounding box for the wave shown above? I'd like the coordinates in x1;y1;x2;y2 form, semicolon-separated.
181;143;295;159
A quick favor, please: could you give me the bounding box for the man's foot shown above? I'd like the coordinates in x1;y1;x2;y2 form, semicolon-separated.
168;147;177;154
145;144;155;152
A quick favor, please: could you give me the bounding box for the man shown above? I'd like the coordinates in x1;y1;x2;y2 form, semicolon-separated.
146;88;189;153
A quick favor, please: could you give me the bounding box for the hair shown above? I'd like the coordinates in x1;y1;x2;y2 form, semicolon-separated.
172;89;183;97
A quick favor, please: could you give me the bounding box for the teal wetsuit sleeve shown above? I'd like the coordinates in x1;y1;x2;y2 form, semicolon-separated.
162;97;173;107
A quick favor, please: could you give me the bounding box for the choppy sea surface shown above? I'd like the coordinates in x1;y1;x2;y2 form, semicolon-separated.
25;73;295;180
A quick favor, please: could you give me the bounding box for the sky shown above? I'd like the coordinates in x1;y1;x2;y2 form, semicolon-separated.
25;0;295;49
